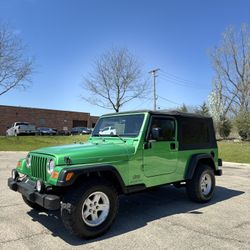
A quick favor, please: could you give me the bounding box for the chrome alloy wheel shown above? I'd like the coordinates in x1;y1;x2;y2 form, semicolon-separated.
200;173;212;195
81;191;110;227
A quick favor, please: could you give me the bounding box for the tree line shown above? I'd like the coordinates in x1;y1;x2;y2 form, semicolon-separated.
208;24;250;140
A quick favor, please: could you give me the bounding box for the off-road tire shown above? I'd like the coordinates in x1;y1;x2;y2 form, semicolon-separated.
61;178;118;239
186;164;215;203
22;195;45;211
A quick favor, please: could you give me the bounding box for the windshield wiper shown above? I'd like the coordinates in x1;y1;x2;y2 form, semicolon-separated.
110;134;126;143
92;133;126;143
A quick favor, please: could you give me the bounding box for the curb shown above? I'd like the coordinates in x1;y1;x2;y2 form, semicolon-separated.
223;161;250;167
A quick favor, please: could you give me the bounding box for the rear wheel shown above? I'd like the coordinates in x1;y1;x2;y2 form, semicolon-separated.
186;164;215;203
61;178;118;239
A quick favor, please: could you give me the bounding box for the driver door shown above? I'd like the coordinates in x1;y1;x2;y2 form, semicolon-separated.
143;116;178;177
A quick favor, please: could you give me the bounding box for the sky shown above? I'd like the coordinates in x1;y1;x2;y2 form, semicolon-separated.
0;0;250;116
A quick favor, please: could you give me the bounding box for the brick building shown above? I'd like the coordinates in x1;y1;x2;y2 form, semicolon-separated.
0;105;99;135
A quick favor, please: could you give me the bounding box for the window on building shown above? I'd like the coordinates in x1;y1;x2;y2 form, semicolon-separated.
73;120;87;127
40;118;46;126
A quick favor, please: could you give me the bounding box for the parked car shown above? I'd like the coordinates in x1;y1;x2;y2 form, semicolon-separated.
84;127;92;134
99;126;116;135
36;127;57;136
6;122;36;136
71;127;91;135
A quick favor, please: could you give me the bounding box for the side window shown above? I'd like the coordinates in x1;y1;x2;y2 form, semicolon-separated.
149;117;176;141
181;119;210;145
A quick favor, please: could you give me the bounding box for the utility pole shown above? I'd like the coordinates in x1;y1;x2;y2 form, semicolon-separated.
149;68;160;111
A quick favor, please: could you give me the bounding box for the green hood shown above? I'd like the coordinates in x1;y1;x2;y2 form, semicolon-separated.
31;141;136;166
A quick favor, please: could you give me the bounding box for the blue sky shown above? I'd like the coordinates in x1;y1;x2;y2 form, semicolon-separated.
0;0;250;116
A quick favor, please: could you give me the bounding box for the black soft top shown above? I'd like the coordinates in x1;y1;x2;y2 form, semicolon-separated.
102;110;217;150
103;109;211;119
148;110;212;119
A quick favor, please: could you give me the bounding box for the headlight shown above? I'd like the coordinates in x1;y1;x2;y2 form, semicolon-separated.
36;179;45;193
47;159;55;174
26;154;31;168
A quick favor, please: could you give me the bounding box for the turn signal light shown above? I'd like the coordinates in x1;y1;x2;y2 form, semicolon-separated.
65;172;74;182
51;171;59;179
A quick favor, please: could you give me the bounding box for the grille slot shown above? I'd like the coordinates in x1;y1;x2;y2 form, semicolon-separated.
31;155;48;181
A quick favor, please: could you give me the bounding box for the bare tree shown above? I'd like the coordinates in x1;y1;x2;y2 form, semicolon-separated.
0;24;33;96
210;24;250;115
208;83;224;122
82;48;148;112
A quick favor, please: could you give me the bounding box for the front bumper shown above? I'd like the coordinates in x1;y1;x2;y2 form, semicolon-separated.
8;177;60;210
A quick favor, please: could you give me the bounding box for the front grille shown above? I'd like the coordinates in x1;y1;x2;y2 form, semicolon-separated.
31;155;48;181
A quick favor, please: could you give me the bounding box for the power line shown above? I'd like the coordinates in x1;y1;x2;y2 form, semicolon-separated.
149;68;160;111
157;95;181;105
145;68;209;111
161;70;199;85
133;97;154;110
158;75;209;90
133;96;180;110
160;70;210;90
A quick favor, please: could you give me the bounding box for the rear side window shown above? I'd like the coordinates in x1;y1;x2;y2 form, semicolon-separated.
181;119;210;145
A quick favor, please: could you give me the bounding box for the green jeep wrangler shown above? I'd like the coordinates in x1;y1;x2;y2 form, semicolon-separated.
8;110;222;239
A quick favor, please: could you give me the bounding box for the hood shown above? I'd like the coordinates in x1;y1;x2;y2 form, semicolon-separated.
31;141;136;165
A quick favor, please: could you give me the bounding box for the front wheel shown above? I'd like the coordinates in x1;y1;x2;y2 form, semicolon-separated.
186;164;215;203
61;178;118;239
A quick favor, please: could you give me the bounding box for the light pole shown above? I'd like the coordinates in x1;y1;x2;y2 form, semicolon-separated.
149;68;160;111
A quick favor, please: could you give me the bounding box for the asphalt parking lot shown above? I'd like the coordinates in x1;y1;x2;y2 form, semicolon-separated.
0;152;249;250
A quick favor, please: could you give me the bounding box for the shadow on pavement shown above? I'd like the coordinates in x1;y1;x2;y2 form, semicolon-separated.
27;185;244;245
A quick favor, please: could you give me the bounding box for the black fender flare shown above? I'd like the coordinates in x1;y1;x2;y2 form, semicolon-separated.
56;164;126;193
185;154;216;180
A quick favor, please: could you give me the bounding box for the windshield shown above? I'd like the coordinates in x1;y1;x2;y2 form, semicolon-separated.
92;114;145;137
16;122;29;126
